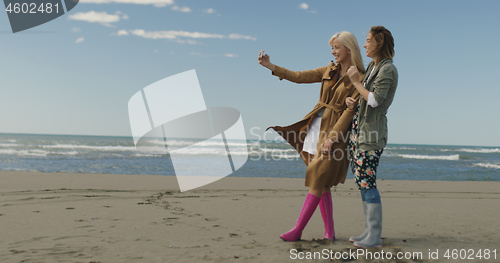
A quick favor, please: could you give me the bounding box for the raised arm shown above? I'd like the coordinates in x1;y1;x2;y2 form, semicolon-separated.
258;50;325;84
258;50;276;72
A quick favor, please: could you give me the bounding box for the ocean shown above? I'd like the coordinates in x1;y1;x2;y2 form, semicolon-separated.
0;133;499;181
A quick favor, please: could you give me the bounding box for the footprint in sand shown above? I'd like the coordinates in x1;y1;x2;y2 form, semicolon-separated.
41;196;59;200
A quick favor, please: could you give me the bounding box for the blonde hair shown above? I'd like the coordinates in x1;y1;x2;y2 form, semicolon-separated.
329;31;365;73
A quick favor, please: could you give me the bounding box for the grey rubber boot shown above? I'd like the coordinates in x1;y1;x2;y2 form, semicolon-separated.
349;201;368;242
353;203;382;248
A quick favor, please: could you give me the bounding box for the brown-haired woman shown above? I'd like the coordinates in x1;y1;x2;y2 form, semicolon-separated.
346;26;398;248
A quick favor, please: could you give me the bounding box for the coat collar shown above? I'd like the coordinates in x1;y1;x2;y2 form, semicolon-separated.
324;61;338;80
364;58;392;85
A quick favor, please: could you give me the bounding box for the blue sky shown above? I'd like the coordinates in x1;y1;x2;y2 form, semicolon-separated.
0;0;499;147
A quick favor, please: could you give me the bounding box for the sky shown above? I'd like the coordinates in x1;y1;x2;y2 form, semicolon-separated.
0;0;499;147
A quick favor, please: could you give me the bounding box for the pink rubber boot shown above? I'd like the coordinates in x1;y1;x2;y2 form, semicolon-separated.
319;192;335;240
280;193;320;241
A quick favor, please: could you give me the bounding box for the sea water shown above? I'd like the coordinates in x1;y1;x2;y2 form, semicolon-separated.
0;133;498;181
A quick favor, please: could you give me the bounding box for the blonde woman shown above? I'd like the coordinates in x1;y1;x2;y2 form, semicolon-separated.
258;31;364;241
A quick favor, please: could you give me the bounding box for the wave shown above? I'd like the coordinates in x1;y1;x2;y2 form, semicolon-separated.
42;144;137;151
441;148;500;154
0;143;22;147
472;163;500;170
259;148;297;154
0;139;17;143
397;154;460;161
156;140;249;147
385;147;418;150
0;149;79;157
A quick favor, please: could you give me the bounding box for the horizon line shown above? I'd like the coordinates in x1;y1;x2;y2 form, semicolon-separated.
0;132;499;148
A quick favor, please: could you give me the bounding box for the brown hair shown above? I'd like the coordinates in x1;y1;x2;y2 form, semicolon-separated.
370;26;395;60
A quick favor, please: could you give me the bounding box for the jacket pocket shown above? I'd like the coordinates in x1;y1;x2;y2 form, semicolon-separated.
359;114;380;144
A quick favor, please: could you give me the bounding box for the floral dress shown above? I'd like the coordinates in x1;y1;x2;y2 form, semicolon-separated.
348;103;383;190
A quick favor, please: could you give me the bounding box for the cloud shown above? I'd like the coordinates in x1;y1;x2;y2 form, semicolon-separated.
298;3;316;13
128;29;224;39
190;52;214;57
171;5;191;12
203;8;215;14
224;53;238;58
68;11;129;26
75;37;85;43
228;33;256;41
115;29;129;36
71;27;81;33
115;30;256;43
299;3;308;10
174;39;198;45
80;0;174;8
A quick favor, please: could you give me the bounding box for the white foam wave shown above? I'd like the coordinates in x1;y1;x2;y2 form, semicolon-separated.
52;151;79;156
441;148;500;154
472;163;500;170
0;149;46;156
385;147;418;150
397;154;460;161
259;148;297;154
169;147;230;155
132;153;162;157
42;144;136;151
0;143;22;147
0;148;79;157
0;149;48;156
151;140;249;147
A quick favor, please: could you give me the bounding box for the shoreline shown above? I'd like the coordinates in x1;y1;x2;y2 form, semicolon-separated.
1;171;498;262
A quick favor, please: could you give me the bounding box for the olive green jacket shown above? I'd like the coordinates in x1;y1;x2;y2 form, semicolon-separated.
357;58;398;153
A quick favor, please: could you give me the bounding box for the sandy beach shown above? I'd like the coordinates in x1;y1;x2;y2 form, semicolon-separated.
0;171;498;262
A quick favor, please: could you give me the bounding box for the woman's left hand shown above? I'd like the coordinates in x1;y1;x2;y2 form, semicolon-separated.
347;66;360;84
322;138;334;155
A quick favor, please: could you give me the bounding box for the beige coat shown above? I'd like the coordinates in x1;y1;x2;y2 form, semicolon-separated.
267;62;361;190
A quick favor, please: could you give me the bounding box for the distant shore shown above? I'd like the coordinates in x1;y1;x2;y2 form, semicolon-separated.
0;171;498;262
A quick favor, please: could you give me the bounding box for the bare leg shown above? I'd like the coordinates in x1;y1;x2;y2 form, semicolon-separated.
309;185;330;197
